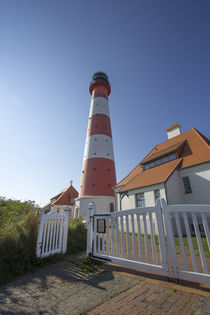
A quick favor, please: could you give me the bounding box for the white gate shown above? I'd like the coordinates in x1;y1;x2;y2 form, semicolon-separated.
36;207;70;258
87;199;210;284
87;200;170;277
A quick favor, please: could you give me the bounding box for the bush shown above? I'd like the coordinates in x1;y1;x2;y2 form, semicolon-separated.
0;198;87;285
67;218;87;254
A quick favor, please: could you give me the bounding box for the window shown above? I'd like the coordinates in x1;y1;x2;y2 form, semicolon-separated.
154;189;160;201
110;203;114;212
136;193;145;208
143;153;176;170
183;176;192;193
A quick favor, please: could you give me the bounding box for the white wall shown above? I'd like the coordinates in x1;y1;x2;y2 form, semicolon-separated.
51;205;75;217
179;162;210;204
165;170;183;204
75;195;115;221
116;183;166;211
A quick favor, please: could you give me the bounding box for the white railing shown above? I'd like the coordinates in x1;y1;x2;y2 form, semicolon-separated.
87;199;210;284
36;206;70;258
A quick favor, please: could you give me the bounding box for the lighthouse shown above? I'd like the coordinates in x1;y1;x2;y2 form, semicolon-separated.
76;72;116;220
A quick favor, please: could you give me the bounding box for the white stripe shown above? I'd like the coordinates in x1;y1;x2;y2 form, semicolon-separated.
89;97;110;117
84;134;114;161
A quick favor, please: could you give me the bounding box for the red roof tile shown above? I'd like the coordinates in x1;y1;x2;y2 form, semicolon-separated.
119;159;182;192
52;185;78;206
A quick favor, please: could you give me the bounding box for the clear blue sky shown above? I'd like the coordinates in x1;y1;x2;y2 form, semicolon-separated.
1;0;209;206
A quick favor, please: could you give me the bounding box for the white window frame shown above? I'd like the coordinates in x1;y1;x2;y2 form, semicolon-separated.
136;193;145;208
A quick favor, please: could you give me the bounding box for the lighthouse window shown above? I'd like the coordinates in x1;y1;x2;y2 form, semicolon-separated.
94;138;97;141
94;153;96;155
92;184;95;186
106;154;109;156
93;168;96;171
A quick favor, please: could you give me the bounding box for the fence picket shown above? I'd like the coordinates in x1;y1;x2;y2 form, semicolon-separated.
174;213;188;270
120;216;125;258
183;212;198;272
49;219;53;251
192;213;208;274
106;217;109;256
52;218;57;251
102;233;105;254
131;214;137;260
126;215;130;259
93;217;97;255
111;216;114;256
136;214;143;261
143;213;150;263
149;213;157;264
97;233;100;254
116;217;120;257
42;220;48;254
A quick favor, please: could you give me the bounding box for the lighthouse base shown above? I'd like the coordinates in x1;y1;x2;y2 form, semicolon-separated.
75;195;115;221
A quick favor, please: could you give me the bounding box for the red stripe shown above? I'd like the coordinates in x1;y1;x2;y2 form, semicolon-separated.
87;114;112;138
90;84;109;99
90;81;111;97
79;158;116;197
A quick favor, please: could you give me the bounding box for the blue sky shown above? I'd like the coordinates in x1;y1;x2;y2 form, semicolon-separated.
0;0;209;206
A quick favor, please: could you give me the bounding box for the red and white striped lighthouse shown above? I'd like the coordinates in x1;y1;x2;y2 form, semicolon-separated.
76;72;116;219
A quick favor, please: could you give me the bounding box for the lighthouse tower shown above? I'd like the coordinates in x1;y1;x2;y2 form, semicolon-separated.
76;72;116;220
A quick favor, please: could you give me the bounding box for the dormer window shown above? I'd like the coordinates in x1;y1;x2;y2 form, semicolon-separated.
143;153;176;170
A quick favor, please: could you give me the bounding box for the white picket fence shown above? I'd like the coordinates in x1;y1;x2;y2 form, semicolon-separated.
36;206;70;258
87;199;210;284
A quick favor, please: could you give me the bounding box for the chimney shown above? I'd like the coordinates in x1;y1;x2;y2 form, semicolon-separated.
166;123;181;139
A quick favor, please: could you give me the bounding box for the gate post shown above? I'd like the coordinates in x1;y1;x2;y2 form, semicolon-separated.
36;209;45;258
87;202;96;256
62;206;70;254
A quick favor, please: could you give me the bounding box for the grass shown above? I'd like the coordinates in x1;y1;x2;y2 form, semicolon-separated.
79;257;103;273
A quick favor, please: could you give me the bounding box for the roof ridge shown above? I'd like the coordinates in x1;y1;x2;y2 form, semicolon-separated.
192;128;210;148
165;158;183;182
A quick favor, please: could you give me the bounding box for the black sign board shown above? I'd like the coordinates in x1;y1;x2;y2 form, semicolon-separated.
97;219;106;233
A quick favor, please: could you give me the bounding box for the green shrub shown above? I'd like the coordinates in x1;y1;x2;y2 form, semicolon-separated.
0;198;87;285
67;218;87;254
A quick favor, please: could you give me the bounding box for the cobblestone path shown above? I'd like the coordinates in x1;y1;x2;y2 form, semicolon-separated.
0;257;210;315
